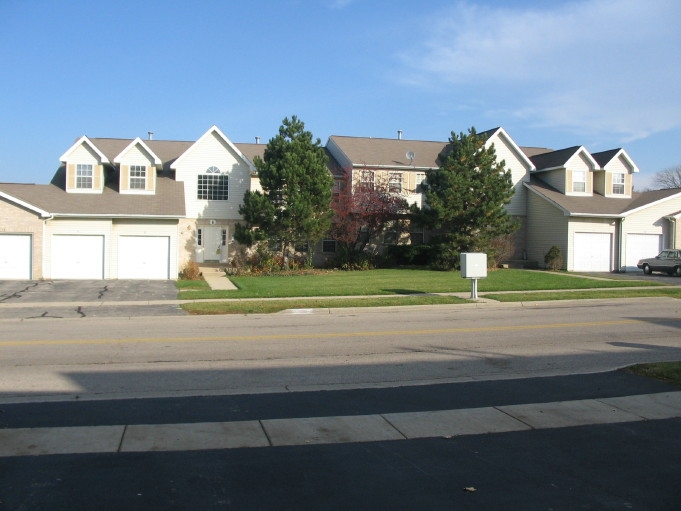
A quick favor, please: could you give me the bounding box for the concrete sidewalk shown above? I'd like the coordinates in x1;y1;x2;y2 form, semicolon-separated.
2;390;680;457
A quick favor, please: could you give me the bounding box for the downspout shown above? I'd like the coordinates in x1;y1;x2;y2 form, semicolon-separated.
617;217;624;272
669;217;677;249
41;214;54;280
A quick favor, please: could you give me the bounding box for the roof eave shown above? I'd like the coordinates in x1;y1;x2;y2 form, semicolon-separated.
0;190;51;217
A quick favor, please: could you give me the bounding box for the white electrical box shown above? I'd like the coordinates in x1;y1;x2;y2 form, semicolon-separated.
461;253;487;279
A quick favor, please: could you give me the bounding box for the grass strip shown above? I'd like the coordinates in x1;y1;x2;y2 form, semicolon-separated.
483;288;681;302
181;295;468;315
626;361;681;386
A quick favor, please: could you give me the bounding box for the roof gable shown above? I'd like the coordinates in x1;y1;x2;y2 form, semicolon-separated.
484;127;536;172
59;136;110;164
530;146;598;172
591;148;639;173
170;125;256;173
113;137;162;166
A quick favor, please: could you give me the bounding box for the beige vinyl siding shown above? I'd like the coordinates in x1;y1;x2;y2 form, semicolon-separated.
536;168;566;194
0;197;44;279
44;219;112;279
623;197;681;252
593;171;606;196
487;135;530;217
567;219;616;271
174;131;252;220
111;219;179;279
526;190;569;268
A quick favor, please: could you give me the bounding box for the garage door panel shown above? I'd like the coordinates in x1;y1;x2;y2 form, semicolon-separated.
118;236;169;279
574;232;612;272
625;234;662;272
0;234;31;279
51;235;104;279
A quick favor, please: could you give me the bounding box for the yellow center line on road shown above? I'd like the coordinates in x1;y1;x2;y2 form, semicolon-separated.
0;319;645;347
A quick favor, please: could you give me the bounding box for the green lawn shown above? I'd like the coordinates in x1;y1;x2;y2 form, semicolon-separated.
627;361;681;386
178;268;661;300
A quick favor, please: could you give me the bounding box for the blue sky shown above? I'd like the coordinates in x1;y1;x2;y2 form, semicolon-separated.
1;0;679;189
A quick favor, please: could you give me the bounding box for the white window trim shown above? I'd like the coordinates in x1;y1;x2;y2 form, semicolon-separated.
129;165;147;190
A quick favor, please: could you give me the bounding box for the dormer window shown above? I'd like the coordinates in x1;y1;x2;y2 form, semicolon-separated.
76;164;93;189
572;170;586;193
612;173;625;195
129;165;146;189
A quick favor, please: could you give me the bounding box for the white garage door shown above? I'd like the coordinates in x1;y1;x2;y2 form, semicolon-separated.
51;235;104;279
625;234;662;272
0;234;31;279
573;232;612;271
118;236;169;279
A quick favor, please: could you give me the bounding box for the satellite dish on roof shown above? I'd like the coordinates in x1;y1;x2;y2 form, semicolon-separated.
406;151;415;165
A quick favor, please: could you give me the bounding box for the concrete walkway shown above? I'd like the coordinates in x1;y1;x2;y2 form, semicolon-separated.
2;391;680;457
198;266;238;290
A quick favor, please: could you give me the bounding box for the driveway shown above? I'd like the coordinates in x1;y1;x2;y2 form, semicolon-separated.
0;280;184;319
579;271;681;286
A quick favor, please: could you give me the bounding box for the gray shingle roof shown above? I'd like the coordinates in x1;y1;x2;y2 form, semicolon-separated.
328;136;448;168
525;177;681;216
591;148;621;168
529;146;582;171
0;174;185;217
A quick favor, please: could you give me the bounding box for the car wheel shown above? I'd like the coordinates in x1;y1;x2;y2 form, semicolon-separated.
642;264;652;275
675;266;681;277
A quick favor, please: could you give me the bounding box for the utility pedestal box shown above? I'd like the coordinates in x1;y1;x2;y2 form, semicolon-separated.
461;252;487;299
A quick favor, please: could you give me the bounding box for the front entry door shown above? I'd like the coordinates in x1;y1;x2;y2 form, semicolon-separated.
203;226;222;261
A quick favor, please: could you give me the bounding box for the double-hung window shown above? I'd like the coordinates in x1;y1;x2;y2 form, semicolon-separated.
197;167;228;200
572;170;586;193
389;172;402;194
129;165;146;190
358;170;374;191
612;173;625;195
76;164;93;189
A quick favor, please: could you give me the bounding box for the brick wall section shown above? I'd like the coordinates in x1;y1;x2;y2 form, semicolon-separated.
0;197;44;279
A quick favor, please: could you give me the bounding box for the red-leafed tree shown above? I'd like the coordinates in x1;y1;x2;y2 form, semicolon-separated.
328;168;410;263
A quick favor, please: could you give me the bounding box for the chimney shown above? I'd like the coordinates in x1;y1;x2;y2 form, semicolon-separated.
397;130;403;140
255;136;261;144
148;131;154;140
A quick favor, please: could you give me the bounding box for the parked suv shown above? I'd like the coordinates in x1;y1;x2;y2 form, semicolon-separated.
637;250;681;276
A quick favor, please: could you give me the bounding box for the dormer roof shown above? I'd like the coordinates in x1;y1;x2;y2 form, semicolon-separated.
113;137;162;166
530;146;598;172
591;148;639;173
59;135;110;164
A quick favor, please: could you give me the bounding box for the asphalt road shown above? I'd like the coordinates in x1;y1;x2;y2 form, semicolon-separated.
1;298;680;401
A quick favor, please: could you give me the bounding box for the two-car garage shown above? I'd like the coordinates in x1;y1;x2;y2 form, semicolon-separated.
48;234;172;280
44;220;177;280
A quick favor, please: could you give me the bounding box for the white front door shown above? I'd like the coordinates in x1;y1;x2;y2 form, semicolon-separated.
203;226;222;261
